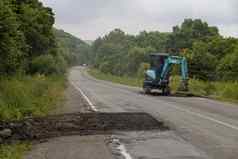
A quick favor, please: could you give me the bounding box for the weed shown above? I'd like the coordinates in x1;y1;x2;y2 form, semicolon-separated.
89;69;238;103
0;75;66;120
0;143;31;159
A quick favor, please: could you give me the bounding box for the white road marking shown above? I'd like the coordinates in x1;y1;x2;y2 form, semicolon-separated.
71;79;133;159
113;138;133;159
170;104;238;131
70;81;98;112
74;67;238;131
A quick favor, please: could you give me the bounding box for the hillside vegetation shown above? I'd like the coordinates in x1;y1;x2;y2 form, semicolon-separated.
85;19;238;101
54;29;91;66
0;1;89;157
0;0;89;120
87;19;238;81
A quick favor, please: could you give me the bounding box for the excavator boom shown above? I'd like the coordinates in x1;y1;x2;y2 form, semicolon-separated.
160;56;189;91
143;53;189;95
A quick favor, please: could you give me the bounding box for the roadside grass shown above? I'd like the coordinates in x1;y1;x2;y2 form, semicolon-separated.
0;143;31;159
0;74;66;121
88;69;143;87
89;69;238;103
0;74;67;158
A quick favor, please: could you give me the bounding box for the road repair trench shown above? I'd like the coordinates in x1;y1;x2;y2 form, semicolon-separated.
0;112;169;143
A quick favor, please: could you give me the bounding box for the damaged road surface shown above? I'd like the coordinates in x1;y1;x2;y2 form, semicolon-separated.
66;67;238;159
0;112;168;142
11;66;238;159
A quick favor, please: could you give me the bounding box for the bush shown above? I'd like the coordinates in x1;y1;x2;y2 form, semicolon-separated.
0;143;30;159
0;75;66;120
214;82;238;101
54;54;68;74
217;46;238;81
30;54;67;75
31;55;56;75
188;78;215;96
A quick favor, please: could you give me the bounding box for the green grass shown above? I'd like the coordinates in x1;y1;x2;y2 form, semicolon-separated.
172;76;238;102
0;74;66;121
88;69;143;87
0;143;31;159
89;69;238;103
0;74;66;158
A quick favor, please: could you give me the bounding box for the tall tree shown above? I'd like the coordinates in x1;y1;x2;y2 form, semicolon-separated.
0;0;26;74
167;19;219;53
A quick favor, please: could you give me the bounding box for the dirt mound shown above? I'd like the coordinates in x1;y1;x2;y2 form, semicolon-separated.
0;112;168;143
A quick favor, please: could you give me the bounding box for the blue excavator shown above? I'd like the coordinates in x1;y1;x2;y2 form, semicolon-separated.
143;53;189;95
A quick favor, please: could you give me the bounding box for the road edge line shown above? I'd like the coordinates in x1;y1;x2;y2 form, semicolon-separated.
112;138;133;159
70;81;98;112
171;104;238;131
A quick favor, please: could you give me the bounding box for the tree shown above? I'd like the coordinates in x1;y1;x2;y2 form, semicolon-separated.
127;46;155;74
54;29;91;66
217;45;238;81
185;41;217;80
0;0;26;75
167;19;219;53
135;31;170;52
16;0;56;57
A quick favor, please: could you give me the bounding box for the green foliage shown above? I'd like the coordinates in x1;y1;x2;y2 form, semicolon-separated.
89;19;238;101
188;78;216;96
127;46;155;74
0;0;71;75
88;69;143;87
0;143;31;159
217;45;238;80
31;54;57;75
214;82;238;101
91;29;162;76
185;41;217;80
90;19;238;81
54;29;91;66
16;0;56;58
90;70;238;103
0;0;26;75
136;31;170;51
171;76;238;102
167;19;219;52
0;75;66;120
31;54;67;75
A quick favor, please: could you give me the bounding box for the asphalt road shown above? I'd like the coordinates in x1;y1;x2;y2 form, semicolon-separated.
69;67;238;159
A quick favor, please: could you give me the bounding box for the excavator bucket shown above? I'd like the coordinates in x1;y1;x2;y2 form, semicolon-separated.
178;80;189;92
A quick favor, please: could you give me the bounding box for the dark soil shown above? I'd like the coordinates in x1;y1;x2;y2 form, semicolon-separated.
0;112;169;143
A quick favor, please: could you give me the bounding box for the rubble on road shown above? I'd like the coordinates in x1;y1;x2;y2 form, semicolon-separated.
0;112;169;144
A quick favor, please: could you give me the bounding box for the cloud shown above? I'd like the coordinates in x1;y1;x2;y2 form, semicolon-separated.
40;0;238;40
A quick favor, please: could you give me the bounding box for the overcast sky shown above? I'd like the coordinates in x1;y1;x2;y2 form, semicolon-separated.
40;0;238;40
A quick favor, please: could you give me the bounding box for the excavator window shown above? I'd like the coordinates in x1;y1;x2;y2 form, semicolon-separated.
150;55;166;79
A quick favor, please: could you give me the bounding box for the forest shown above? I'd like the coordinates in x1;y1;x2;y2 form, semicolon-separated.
88;19;238;81
0;1;89;157
0;0;88;76
0;0;88;121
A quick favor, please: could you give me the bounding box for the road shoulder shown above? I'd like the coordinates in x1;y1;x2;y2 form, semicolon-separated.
24;83;114;159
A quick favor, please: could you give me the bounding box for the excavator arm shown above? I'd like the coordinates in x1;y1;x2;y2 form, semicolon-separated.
160;56;189;91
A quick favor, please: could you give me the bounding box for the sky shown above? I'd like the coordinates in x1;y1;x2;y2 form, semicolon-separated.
40;0;238;40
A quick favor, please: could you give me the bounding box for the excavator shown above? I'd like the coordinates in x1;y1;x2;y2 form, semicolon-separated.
143;53;189;95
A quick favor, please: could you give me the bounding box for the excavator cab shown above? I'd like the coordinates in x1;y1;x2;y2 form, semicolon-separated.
143;53;189;95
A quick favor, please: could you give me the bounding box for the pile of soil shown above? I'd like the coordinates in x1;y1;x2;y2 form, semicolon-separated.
0;112;168;143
